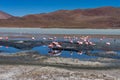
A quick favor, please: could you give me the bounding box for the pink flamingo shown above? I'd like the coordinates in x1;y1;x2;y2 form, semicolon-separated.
106;42;111;45
5;37;9;40
77;51;83;55
0;37;3;40
32;37;35;40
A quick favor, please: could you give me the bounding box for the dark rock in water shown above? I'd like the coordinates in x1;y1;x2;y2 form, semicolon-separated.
0;50;2;53
0;40;45;50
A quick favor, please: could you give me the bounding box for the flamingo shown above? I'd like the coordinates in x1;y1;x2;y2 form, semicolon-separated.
48;50;62;56
56;44;62;48
43;37;46;40
77;51;83;55
89;41;96;45
54;36;57;39
106;42;111;45
48;43;54;48
0;37;3;40
100;38;103;41
48;41;62;48
48;37;53;40
32;37;35;40
5;37;8;40
64;36;67;39
69;40;73;43
6;46;9;48
85;42;89;45
52;41;62;48
77;41;83;45
52;41;59;45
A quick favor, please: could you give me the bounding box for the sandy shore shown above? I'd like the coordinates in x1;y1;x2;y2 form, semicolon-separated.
0;32;120;38
0;51;120;80
0;65;119;80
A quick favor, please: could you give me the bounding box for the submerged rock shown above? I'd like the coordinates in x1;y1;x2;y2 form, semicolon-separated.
14;50;40;56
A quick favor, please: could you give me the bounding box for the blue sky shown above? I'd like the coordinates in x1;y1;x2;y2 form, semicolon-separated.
0;0;120;16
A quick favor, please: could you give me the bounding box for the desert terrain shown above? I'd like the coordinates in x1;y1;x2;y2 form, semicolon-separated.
0;7;120;28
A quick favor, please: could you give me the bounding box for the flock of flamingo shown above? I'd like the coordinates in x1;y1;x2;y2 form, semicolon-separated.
45;35;112;56
0;35;114;56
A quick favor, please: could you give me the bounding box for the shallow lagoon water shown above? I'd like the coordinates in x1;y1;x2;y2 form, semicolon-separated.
0;36;120;59
0;45;120;59
0;28;120;59
0;45;98;59
0;46;20;53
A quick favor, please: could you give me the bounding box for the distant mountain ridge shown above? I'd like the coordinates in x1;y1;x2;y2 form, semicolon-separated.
0;11;13;19
0;6;120;28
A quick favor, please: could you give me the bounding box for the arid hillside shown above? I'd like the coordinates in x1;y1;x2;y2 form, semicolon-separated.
0;11;13;19
0;7;120;28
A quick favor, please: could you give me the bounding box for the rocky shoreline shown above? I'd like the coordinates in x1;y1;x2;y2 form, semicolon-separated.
0;65;119;80
0;51;120;80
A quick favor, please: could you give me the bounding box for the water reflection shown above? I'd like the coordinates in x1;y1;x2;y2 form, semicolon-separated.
33;46;98;59
32;46;49;55
0;34;120;59
0;45;120;59
0;46;20;53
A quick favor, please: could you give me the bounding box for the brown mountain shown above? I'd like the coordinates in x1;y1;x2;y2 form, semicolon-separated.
0;6;120;28
0;11;13;19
